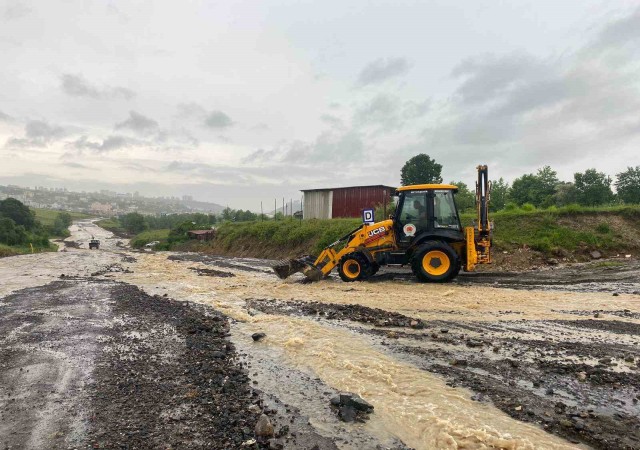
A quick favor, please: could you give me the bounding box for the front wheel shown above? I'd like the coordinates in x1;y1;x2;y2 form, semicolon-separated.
411;241;460;283
338;253;371;282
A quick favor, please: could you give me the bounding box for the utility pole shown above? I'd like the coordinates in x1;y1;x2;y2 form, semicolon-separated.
261;201;263;221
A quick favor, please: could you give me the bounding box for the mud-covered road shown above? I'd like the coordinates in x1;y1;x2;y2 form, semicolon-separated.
1;220;640;449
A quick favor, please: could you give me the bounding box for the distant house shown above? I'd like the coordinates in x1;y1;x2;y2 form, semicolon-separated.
302;185;395;220
187;229;215;241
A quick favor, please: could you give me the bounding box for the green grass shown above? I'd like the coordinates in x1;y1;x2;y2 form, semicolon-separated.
0;242;57;258
33;208;91;227
202;205;640;259
213;218;361;255
461;205;640;253
130;229;171;249
95;218;126;235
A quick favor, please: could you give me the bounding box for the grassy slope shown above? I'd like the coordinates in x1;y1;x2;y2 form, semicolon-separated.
130;229;170;248
174;206;640;261
33;208;91;228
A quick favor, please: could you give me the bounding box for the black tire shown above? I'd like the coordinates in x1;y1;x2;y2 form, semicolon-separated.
338;252;371;282
368;262;380;277
411;241;460;283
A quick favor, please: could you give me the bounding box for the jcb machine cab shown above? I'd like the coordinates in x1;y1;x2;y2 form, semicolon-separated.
273;165;492;283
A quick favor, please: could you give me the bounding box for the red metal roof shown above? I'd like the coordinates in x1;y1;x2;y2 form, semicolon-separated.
187;229;215;235
301;184;396;193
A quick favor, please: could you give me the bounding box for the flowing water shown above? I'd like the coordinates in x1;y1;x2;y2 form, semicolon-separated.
115;252;611;449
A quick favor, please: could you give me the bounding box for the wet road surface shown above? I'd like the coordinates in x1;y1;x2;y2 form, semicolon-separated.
1;220;640;449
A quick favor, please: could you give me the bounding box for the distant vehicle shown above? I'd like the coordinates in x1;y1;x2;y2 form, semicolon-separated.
89;239;100;250
145;241;160;248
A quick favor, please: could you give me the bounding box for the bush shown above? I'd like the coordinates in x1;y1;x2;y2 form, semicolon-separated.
503;202;519;211
521;203;536;212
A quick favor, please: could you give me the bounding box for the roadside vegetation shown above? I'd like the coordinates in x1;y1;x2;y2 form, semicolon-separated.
97;157;640;266
0;198;79;257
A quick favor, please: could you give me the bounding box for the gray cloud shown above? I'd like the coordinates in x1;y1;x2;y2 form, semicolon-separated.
71;135;142;152
320;114;345;129
3;2;31;20
357;57;410;86
115;111;158;134
429;7;640;167
353;94;429;132
61;74;135;100
245;128;365;166
176;102;207;119
165;160;248;183
62;161;89;169
0;111;14;122
5;120;67;148
204;110;233;129
593;7;640;49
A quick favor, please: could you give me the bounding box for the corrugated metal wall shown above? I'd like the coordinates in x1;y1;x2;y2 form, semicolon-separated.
331;186;392;218
303;190;333;219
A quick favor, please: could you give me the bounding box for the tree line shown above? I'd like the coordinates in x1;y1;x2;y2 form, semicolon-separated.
0;198;70;248
401;154;640;211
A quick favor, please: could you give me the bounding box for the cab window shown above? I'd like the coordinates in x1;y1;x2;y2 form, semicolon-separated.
433;190;460;229
399;192;427;223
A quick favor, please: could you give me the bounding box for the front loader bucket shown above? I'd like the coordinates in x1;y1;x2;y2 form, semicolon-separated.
272;255;323;281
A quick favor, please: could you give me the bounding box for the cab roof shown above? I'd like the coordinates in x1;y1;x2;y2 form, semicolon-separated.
396;184;458;192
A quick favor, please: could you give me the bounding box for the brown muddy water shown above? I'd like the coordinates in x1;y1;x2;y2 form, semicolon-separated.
2;222;639;449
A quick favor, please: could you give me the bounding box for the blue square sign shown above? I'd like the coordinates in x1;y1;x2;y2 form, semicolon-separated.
362;208;374;224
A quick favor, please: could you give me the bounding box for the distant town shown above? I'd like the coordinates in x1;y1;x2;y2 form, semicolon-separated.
0;184;226;216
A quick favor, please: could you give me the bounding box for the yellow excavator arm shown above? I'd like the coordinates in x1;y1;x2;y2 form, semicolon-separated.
464;165;492;271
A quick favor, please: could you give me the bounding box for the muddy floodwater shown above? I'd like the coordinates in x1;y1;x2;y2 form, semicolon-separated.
1;220;639;449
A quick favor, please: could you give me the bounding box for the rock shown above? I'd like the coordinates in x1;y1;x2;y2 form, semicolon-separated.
577;371;587;382
211;351;225;359
546;258;559;265
410;319;425;329
440;328;449;334
594;313;601;318
613;292;619;297
330;395;341;406
545;388;554;395
247;404;262;414
339;405;356;422
255;414;274;438
466;339;483;348
590;250;602;259
268;438;284;449
450;358;468;367
252;332;267;342
515;405;522;411
350;396;374;412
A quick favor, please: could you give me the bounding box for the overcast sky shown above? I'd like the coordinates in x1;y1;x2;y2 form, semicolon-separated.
1;0;639;209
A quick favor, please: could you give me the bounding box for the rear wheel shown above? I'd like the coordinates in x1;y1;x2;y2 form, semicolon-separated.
411;241;460;283
338;253;370;282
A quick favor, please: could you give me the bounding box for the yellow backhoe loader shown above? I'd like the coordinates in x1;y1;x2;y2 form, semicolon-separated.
273;165;493;283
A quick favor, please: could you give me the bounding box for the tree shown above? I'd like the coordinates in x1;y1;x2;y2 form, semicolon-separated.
120;212;148;234
52;212;73;235
449;181;474;212
400;154;442;185
553;182;578;207
490;178;509;211
0;198;35;229
615;166;640;204
574;169;614;206
509;166;558;207
0;217;27;245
